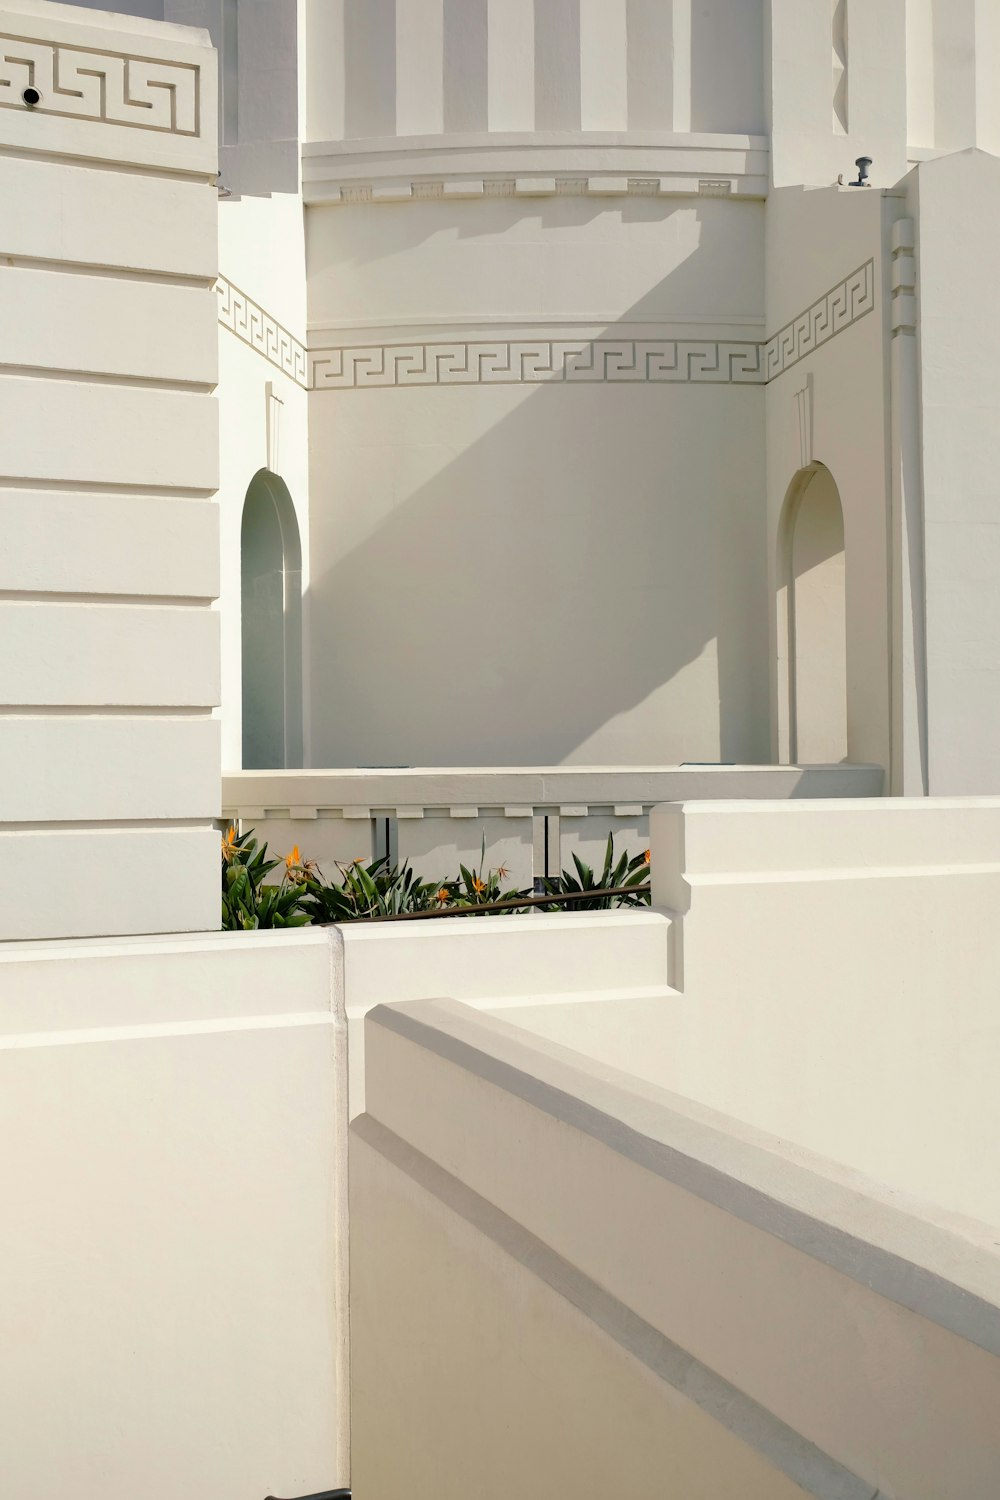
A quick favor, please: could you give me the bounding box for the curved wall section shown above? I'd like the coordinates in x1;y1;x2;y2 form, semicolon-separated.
303;0;770;770
305;0;765;146
305;191;768;767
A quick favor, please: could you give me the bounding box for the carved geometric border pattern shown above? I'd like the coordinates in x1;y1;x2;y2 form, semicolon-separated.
763;259;875;381
217;277;309;389
0;34;199;135
217;259;876;393
309;340;765;389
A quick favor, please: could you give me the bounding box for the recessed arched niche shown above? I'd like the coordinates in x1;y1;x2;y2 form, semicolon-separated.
776;463;848;765
240;469;303;769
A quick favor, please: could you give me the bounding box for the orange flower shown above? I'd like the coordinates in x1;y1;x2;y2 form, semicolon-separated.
643;848;651;865
496;864;511;880
435;887;452;904
221;824;238;863
285;845;318;883
472;876;487;895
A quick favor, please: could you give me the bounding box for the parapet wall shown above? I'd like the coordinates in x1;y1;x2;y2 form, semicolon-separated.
352;997;1000;1499
0;927;347;1498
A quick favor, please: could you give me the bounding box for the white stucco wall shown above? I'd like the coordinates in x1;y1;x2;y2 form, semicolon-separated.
764;185;895;775
905;150;1000;793
44;0;1000;794
0;929;346;1500
353;996;1000;1500
306;192;768;766
304;0;766;144
0;0;221;938
770;0;1000;190
769;0;909;190
506;797;1000;1227
210;0;312;770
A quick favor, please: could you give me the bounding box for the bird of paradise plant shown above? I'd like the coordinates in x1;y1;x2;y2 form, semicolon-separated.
221;825;311;930
540;832;651;911
298;855;442;922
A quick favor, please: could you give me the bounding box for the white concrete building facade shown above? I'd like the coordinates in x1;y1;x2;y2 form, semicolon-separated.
5;5;1000;1498
40;0;1000;793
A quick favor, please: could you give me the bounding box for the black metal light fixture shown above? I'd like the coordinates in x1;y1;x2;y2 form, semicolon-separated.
849;155;872;187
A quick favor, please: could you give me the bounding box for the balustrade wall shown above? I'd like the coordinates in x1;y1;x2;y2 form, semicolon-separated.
222;763;884;887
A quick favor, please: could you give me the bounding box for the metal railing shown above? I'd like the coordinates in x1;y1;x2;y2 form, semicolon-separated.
321;882;652;924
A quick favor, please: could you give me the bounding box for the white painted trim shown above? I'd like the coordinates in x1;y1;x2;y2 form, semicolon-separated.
302;129;769;204
368;997;1000;1354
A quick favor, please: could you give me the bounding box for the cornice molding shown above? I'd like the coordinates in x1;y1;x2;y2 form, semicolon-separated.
302;130;768;205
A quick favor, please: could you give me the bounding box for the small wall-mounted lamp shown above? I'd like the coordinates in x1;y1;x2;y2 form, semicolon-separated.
849;156;872;187
22;85;41;106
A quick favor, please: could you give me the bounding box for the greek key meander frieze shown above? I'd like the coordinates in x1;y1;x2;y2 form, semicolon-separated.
309;340;765;389
217;278;309;389
0;34;199;135
218;259;877;392
762;259;875;381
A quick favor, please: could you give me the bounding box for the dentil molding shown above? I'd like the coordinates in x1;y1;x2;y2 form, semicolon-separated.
302;130;769;205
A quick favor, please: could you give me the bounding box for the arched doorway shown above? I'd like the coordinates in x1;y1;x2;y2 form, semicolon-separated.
776;464;847;763
241;470;303;768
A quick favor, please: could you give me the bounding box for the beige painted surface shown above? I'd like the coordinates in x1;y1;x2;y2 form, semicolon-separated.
789;466;848;762
0;491;219;598
342;907;671;1115
910;150;1000;792
765;185;892;776
0;265;218;384
0;0;221;937
0;716;219;820
0;150;218;275
305;188;768;768
1;602;220;706
305;0;765;143
0;828;218;938
354;998;1000;1500
506;798;1000;1225
0;929;347;1500
44;0;1000;794
351;1124;820;1500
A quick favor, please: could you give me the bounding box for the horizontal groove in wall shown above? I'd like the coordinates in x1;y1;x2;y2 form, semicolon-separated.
0;704;216;717
0;590;215;607
306;314;767;337
0;364;216;393
0;143;217;186
0;254;217;289
0;477;217;498
0;818;217;833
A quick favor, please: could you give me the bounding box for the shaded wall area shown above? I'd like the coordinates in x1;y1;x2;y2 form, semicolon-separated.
305;194;769;766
